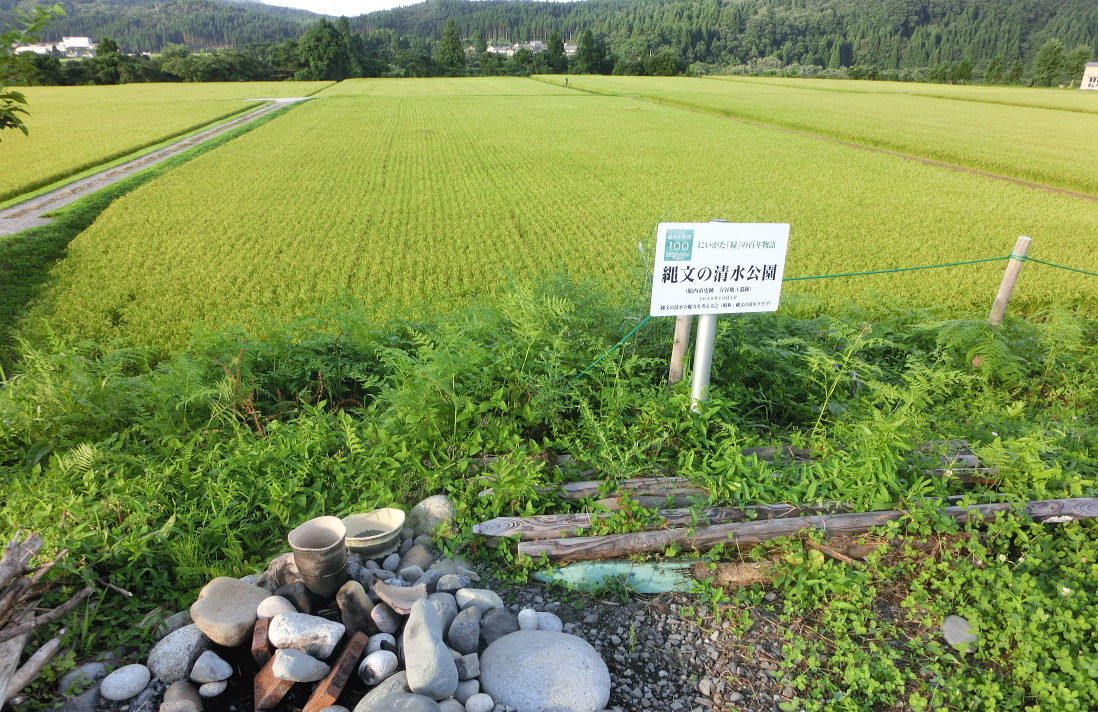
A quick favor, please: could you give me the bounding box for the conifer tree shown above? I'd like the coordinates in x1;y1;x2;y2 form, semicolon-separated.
547;30;567;73
435;17;465;75
984;54;1003;83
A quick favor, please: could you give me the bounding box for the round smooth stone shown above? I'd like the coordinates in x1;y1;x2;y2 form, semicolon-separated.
536;611;563;633
516;609;537;631
257;596;297;619
464;693;494;712
371;602;402;634
198;680;227;698
359;650;400;686
100;664;151;701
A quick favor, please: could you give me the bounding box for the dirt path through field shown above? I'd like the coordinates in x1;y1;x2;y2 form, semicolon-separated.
0;98;312;238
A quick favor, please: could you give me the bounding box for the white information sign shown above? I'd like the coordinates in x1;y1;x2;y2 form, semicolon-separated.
649;222;790;316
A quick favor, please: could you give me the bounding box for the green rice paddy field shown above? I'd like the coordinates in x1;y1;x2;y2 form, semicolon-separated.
0;81;333;202
14;77;1098;347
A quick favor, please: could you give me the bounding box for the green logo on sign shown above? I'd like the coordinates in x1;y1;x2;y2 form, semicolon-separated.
665;229;694;261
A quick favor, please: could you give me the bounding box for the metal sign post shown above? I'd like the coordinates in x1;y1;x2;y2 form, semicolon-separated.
649;221;790;413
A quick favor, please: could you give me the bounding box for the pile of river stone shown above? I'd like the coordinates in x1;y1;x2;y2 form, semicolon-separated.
85;497;611;712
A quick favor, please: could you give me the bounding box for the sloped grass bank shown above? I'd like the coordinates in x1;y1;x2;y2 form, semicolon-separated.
1;280;1096;709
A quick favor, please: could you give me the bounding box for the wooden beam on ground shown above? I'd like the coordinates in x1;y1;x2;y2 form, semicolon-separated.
517;498;1098;563
474;502;853;541
1;634;62;707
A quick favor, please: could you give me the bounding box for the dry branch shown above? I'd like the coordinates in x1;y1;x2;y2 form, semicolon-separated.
0;532;42;593
0;586;94;644
0;633;63;706
517;498;1098;563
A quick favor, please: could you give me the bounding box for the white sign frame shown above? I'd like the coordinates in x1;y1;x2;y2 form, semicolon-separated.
649;222;790;316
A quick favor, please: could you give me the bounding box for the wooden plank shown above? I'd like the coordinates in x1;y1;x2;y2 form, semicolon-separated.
532;560;697;593
557;476;704;500
474;502;852;541
517;498;1098;563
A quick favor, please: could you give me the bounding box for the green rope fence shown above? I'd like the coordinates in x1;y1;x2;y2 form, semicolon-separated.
567;253;1098;386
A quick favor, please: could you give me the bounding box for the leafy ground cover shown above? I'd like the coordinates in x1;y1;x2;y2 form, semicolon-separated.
23;78;1098;349
2;277;1097;710
0;82;332;202
537;75;1098;197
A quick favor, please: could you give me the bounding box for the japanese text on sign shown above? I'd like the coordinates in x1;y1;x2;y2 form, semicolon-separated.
649;223;790;316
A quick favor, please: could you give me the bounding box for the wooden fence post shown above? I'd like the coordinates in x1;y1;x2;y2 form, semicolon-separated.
988;236;1032;326
667;315;692;385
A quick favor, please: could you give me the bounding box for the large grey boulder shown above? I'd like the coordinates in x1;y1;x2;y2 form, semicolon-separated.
147;624;211;683
404;599;458;701
480;630;610;712
353;672;409;712
189;577;271;647
405;496;454;538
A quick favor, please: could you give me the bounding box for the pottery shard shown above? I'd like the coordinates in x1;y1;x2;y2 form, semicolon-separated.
266;553;302;589
190;578;272;647
337;581;376;638
371;580;428;615
302;632;369;712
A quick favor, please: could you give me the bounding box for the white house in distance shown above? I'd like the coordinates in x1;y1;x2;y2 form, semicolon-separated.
1083;62;1098;91
13;36;97;58
484;41;578;57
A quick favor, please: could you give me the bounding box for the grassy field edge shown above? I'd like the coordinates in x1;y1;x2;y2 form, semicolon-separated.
0;102;298;366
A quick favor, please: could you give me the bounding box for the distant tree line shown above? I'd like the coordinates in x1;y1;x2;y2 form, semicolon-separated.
8;0;1096;85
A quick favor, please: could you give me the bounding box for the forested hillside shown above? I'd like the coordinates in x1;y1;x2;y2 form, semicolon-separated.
0;0;316;51
3;0;1096;70
356;0;1098;71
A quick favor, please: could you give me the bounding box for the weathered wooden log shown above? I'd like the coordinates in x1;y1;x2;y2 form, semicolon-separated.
517;498;1098;563
0;586;94;644
474;502;853;541
1;633;63;706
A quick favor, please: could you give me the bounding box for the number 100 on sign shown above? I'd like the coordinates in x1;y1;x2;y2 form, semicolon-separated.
649;222;790;316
